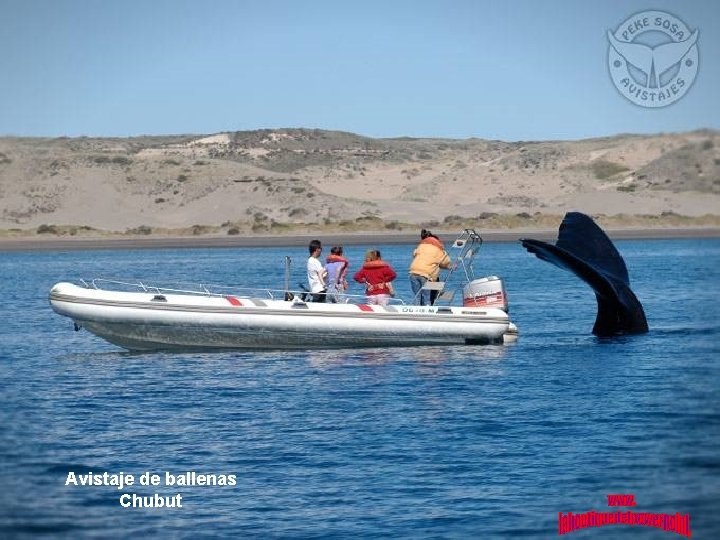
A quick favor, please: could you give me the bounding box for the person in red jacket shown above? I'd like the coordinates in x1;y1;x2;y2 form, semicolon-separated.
353;249;397;306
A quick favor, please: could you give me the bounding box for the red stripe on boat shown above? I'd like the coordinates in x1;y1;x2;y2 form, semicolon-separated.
225;296;243;306
358;304;373;312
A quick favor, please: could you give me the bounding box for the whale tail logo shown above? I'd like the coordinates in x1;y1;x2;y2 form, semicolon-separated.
608;29;698;88
521;212;648;337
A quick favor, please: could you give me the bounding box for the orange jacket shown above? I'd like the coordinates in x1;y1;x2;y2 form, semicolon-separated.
409;237;451;280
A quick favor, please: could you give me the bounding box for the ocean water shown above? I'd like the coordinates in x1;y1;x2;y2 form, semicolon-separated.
1;239;718;539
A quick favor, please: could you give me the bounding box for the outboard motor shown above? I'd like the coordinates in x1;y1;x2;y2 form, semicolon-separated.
462;276;508;312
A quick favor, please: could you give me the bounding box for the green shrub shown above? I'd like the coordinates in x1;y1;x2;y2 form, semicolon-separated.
591;160;629;180
127;225;152;235
443;215;463;224
192;225;211;236
36;224;58;234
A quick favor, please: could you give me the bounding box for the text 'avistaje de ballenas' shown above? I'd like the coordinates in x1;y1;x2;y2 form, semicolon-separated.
65;471;237;508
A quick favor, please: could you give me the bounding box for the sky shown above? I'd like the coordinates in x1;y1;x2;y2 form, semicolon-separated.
0;0;718;141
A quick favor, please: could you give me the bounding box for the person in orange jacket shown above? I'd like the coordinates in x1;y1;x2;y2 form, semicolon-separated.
353;249;397;306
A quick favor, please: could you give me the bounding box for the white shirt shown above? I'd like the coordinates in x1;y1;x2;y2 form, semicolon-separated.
307;256;326;293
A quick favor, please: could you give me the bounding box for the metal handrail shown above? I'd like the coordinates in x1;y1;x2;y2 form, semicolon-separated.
84;277;407;305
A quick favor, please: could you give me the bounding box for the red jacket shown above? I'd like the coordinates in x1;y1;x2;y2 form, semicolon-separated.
353;260;397;296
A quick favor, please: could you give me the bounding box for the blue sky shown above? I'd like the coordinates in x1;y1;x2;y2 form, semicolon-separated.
1;0;717;140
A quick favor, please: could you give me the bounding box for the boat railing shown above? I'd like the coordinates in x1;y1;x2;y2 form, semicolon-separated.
83;278;408;305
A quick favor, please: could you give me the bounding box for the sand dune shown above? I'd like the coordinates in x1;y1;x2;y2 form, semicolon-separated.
0;128;718;238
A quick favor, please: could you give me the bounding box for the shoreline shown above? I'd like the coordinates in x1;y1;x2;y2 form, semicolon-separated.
1;227;719;252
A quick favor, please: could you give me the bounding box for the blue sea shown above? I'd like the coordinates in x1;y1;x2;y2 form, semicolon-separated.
1;238;719;539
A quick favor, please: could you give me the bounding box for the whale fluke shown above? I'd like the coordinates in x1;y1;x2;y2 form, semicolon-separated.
520;212;648;336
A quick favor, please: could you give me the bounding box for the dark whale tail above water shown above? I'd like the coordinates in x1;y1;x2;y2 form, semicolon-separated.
520;212;648;336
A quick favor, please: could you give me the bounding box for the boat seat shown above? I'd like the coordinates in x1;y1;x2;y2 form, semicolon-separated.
421;281;445;291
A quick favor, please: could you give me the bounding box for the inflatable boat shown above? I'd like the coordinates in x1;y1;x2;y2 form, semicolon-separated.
49;281;516;350
49;230;518;351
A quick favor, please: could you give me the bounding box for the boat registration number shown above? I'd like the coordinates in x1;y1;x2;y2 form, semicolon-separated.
400;307;436;314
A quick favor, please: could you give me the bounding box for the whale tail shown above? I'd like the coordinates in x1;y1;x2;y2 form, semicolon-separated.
521;212;648;336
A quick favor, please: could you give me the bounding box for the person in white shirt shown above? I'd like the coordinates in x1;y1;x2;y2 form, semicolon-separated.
306;239;327;302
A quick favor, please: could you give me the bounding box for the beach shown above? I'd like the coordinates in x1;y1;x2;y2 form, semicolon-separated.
1;226;719;252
